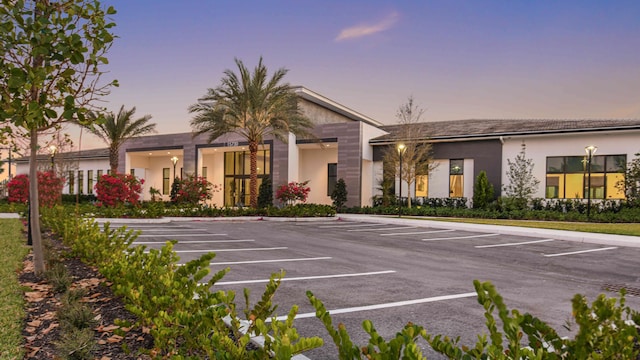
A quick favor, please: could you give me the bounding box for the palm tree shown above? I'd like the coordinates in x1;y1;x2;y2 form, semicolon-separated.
84;106;156;173
189;57;314;208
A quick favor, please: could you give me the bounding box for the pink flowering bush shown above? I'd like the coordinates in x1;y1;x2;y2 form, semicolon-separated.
276;181;310;206
171;175;220;204
7;171;64;207
95;173;144;207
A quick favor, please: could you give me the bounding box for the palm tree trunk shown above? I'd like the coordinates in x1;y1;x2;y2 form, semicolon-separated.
109;146;118;174
249;141;258;208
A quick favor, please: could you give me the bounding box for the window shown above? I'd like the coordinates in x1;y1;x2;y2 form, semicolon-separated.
87;170;94;194
224;149;270;206
162;168;170;195
327;163;337;196
130;168;135;176
545;155;625;199
415;175;428;197
68;171;74;194
202;167;207;180
449;159;464;197
77;170;84;194
97;169;103;179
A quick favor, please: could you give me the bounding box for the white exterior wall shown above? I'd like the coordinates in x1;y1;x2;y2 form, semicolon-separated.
63;159;109;195
287;133;299;183
501;131;640;198
428;159;450;198
200;150;225;207
298;147;338;205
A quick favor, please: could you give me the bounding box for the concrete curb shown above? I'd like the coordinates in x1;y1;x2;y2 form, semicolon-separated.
93;215;339;224
0;213;20;219
336;214;640;248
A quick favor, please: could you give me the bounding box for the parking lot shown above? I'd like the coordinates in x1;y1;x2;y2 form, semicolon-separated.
109;217;640;359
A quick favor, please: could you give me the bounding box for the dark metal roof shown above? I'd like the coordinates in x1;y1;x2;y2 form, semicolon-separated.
370;119;640;144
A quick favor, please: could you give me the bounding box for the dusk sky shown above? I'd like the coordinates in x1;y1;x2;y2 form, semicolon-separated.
95;0;640;137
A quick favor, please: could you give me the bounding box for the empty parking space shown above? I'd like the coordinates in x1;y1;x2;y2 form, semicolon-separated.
105;219;640;359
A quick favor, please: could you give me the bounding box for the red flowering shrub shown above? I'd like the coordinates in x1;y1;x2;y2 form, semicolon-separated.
171;175;220;204
7;172;64;207
95;173;144;207
276;180;310;205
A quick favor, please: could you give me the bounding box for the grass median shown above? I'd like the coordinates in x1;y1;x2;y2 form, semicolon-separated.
405;217;640;236
0;219;28;360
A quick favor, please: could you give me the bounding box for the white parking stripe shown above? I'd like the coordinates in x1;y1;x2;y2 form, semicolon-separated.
348;226;416;232
136;233;227;237
268;292;477;321
381;229;455;236
543;247;618;257
147;247;288;254
475;239;555;248
318;223;387;228
212;270;396;286
134;239;254;245
204;257;333;266
422;233;499;241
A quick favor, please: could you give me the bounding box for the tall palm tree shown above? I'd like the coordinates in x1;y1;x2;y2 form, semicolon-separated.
85;106;156;173
189;57;314;208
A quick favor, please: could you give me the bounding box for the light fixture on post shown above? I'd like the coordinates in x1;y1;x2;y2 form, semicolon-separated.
171;156;179;180
397;143;406;217
49;145;57;172
585;145;597;220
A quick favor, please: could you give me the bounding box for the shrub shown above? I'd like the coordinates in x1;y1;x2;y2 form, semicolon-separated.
94;173;143;207
7;171;64;207
330;178;348;211
170;174;219;204
257;177;273;208
275;181;310;206
473;170;494;209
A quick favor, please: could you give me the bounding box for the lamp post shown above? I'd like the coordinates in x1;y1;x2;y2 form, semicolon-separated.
397;143;406;217
585;145;597;220
171;156;179;179
49;145;57;172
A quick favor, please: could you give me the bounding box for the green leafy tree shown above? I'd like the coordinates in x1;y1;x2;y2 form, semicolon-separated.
331;178;348;211
257;176;273;208
0;0;117;274
83;105;155;173
503;143;540;209
382;96;435;208
473;170;494;209
189;57;314;208
617;152;640;206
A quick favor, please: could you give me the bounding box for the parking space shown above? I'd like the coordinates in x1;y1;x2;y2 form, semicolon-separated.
107;219;640;359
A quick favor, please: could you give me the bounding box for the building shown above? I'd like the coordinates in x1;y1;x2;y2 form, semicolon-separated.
14;87;640;206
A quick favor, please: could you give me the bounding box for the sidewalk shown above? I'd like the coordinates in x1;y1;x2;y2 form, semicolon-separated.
337;214;640;248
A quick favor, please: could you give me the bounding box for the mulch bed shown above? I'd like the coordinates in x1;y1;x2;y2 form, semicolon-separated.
19;233;154;359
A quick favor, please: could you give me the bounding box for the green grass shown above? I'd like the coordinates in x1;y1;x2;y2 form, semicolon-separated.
405;216;640;236
0;219;29;360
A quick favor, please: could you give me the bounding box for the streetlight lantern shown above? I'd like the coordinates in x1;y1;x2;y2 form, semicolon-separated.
397;143;406;217
170;156;179;179
49;145;57;172
584;145;597;220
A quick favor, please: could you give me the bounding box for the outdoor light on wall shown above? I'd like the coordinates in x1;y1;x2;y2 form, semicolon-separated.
397;143;406;217
171;156;179;179
585;145;597;220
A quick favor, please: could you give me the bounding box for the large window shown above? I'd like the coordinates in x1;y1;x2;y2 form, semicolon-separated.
449;159;464;197
546;155;625;199
87;170;94;194
68;171;74;194
162;168;170;195
77;170;84;194
224;149;270;206
327;163;337;196
415;174;428;197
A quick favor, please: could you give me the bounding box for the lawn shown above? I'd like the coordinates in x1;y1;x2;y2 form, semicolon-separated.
0;219;28;360
414;217;640;236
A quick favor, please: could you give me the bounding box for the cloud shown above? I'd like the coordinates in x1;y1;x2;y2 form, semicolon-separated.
335;12;399;42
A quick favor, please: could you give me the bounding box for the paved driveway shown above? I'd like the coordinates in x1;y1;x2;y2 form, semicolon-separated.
111;218;640;359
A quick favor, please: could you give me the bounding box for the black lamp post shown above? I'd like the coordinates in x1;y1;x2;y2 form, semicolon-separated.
171;156;179;179
585;145;597;220
397;143;406;217
49;145;57;172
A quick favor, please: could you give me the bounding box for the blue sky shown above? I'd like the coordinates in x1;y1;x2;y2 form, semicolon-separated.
98;0;640;135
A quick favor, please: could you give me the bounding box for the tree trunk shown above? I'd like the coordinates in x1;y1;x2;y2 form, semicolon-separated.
29;128;45;275
249;141;258;208
109;145;118;174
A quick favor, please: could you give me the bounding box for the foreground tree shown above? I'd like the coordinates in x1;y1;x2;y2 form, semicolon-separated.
0;0;117;274
503;143;540;209
84;105;156;173
189;57;314;208
473;170;494;209
382;96;435;208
